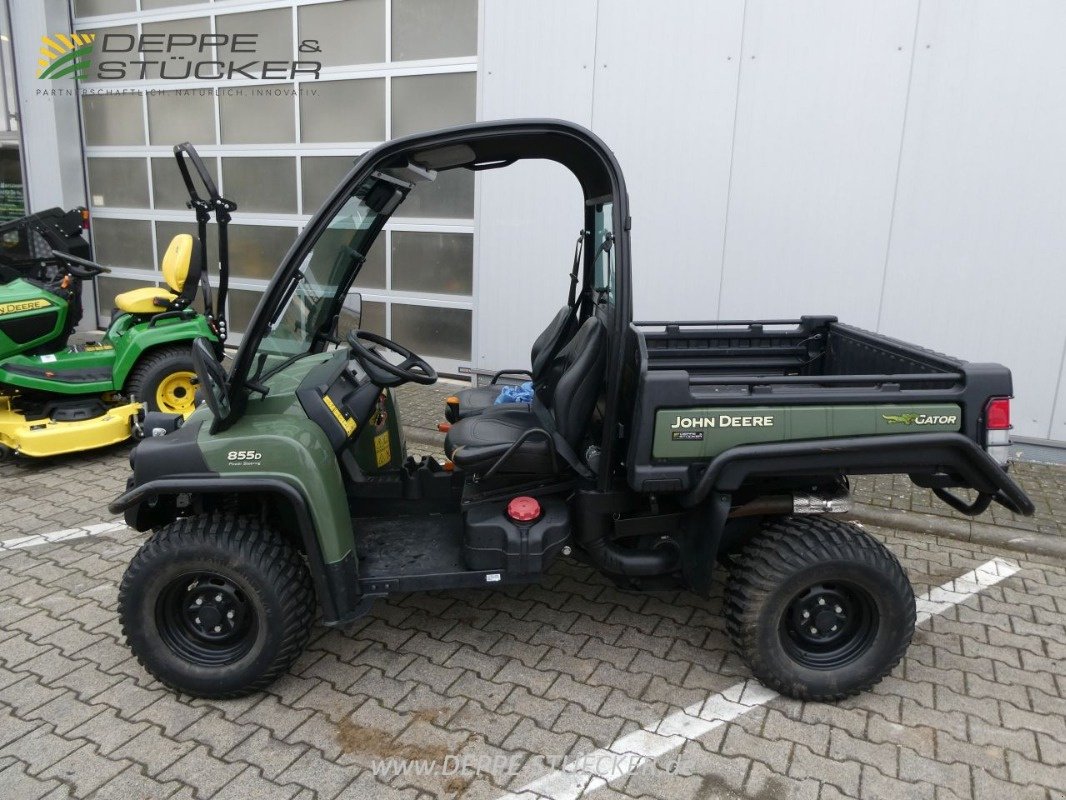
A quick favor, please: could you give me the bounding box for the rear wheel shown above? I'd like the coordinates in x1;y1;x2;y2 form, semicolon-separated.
724;516;914;701
125;345;197;416
118;513;315;698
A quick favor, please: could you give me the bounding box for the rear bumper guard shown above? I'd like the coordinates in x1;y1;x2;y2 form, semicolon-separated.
679;432;1035;517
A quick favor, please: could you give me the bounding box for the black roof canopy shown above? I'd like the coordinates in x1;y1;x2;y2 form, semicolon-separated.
373;119;624;201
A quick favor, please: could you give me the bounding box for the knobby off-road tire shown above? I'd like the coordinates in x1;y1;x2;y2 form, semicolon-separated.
118;513;315;699
724;516;915;701
125;344;197;415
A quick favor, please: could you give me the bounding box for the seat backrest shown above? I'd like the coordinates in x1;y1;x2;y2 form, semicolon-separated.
529;304;579;380
547;316;607;444
160;234;199;294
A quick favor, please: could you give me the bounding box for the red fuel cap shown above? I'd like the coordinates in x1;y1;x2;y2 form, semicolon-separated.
506;496;541;522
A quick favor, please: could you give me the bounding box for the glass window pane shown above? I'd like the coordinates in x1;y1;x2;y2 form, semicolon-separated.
359;298;386;336
229;224;297;280
96;276;155;323
392;0;477;61
391;232;471;295
216;8;292;64
221;158;296;214
301;156;354;211
220;88;295;144
152;156;218;211
300;79;384;143
156;221;219;281
142;0;205;9
75;0;134;15
92;218;153;270
226;288;264;335
391;303;470;360
391;73;475;138
352;235;386;289
147;90;216;146
87;158;149;209
81;93;144;146
299;0;384;68
394;168;474;219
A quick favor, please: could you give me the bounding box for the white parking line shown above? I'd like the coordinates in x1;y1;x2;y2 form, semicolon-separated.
0;521;127;551
501;556;1021;800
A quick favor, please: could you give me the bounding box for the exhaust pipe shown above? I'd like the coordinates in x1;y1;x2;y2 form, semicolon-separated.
573;490;678;576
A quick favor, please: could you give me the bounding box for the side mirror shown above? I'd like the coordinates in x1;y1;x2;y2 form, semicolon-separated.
337;292;362;337
191;337;231;429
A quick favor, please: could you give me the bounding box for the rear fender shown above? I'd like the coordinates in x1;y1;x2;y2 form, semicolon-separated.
110;314;216;388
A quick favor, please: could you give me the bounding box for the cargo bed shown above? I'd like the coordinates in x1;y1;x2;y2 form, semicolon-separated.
624;316;1032;515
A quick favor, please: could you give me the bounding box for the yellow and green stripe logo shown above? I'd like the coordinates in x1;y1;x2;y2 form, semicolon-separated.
37;32;95;81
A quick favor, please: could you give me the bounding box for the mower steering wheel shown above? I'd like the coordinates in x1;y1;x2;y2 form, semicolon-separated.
346;330;437;387
56;252;109;279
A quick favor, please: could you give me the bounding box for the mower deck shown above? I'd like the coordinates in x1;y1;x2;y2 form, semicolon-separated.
0;395;140;457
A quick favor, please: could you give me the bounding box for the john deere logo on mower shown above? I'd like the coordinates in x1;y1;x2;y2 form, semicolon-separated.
0;299;51;315
37;33;96;80
882;412;958;425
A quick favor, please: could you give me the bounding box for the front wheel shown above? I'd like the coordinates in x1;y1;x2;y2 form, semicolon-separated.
118;513;315;698
125;345;198;416
724;516;915;701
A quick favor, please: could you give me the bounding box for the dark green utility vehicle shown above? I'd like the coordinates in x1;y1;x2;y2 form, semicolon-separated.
111;120;1034;701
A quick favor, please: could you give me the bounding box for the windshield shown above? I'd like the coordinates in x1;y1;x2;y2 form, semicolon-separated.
254;178;389;378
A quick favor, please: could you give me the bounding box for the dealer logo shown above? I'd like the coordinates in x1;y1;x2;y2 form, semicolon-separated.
37;33;96;81
36;30;322;82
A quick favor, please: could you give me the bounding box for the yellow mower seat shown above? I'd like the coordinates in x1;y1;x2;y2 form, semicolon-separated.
113;233;197;315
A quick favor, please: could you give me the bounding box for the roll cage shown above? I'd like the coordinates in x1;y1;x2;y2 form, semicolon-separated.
227;119;633;488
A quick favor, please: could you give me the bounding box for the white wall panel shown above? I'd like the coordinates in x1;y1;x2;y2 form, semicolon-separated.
879;1;1066;439
474;0;597;372
591;0;744;320
718;0;919;327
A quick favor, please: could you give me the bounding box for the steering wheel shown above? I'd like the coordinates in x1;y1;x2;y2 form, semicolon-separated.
346;330;437;386
55;252;109;280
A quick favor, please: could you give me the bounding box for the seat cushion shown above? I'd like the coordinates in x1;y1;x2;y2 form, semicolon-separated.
451;385;505;420
444;407;556;474
160;233;197;294
113;286;177;315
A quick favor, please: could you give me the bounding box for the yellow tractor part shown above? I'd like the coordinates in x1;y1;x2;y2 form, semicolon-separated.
154;370;198;417
0;395;141;458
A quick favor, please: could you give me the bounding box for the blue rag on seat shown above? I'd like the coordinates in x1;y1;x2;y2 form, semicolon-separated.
495;381;535;405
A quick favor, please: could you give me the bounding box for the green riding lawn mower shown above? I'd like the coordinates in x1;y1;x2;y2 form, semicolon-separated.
0;144;232;458
110;120;1033;702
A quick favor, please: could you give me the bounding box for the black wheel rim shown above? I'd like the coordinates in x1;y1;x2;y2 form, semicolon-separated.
156;571;257;666
779;580;878;669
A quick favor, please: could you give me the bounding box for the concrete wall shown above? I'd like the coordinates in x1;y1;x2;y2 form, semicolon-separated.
476;0;1066;445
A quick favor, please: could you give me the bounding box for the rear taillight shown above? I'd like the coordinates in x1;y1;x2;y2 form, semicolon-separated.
984;397;1012;466
80;208;90;230
986;397;1010;430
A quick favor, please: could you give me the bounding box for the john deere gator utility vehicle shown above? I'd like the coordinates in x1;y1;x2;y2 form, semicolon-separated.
112;120;1034;701
0;144;232;458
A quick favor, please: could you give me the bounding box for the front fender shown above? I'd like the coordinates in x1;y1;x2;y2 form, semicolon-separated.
110;474;359;624
112;410;359;623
